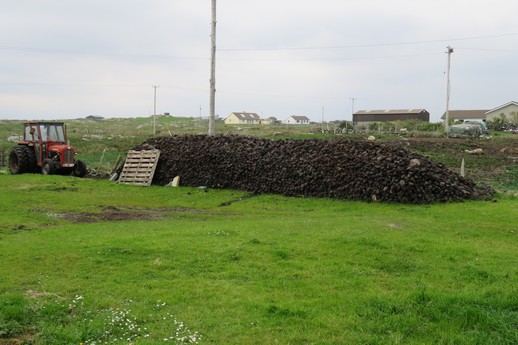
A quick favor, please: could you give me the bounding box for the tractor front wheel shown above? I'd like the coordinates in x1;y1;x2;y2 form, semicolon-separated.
73;160;87;178
42;159;57;175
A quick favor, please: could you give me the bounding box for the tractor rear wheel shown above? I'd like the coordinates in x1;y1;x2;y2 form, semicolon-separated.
42;159;57;175
24;147;38;173
8;146;36;174
72;160;87;178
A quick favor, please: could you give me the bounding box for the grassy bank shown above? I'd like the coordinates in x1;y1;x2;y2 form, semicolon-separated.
0;174;516;344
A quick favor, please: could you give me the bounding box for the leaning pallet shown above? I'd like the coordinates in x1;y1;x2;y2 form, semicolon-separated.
118;149;160;186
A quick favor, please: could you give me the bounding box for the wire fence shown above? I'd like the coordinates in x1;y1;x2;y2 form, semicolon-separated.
0;148;5;166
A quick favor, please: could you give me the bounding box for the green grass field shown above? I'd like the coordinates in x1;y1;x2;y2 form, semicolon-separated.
0;174;516;344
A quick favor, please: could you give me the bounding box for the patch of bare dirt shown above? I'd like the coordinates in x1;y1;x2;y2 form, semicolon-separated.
25;289;64;300
384;136;518;189
69;205;208;223
0;339;23;345
387;137;515;156
36;206;208;223
0;335;35;345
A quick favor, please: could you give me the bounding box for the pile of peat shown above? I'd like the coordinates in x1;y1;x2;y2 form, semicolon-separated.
133;135;493;203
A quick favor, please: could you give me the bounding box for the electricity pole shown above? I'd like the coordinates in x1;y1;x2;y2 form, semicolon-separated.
444;46;453;134
321;106;325;132
350;97;357;120
208;0;217;136
152;85;159;136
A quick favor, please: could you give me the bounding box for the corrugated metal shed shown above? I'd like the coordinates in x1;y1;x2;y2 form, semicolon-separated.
353;109;430;123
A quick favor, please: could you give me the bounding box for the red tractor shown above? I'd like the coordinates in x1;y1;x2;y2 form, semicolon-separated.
8;121;87;177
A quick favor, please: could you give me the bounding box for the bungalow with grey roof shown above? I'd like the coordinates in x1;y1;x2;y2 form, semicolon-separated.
285;115;310;125
440;109;489;121
224;112;261;125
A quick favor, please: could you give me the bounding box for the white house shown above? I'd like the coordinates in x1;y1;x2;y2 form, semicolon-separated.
285;115;310;125
485;101;518;123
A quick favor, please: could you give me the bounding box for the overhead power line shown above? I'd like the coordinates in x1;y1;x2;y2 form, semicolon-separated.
0;46;206;60
218;33;518;51
0;33;515;60
456;47;518;53
218;52;442;61
0;82;151;87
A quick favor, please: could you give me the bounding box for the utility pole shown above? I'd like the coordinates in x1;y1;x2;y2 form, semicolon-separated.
445;46;454;134
152;85;160;136
350;97;357;120
208;0;217;136
321;106;325;132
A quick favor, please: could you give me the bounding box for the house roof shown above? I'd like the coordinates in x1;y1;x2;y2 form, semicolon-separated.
289;115;310;121
354;109;427;115
440;110;489;120
485;101;518;115
230;112;260;120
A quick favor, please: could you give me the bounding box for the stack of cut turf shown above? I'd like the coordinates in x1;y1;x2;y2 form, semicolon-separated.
133;135;493;203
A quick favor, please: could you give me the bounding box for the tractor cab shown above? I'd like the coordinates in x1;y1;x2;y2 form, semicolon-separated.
24;122;66;143
23;122;70;167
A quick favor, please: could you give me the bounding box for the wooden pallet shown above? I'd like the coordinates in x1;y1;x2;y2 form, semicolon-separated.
118;150;161;186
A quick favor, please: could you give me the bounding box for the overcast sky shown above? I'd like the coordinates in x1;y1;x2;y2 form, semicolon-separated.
0;0;517;122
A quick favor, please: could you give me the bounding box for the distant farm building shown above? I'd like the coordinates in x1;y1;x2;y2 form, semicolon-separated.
285;115;310;125
224;112;261;125
85;115;105;120
485;101;518;123
441;110;489;122
353;109;430;126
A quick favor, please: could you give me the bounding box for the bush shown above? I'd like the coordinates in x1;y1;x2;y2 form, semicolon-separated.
487;114;518;131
